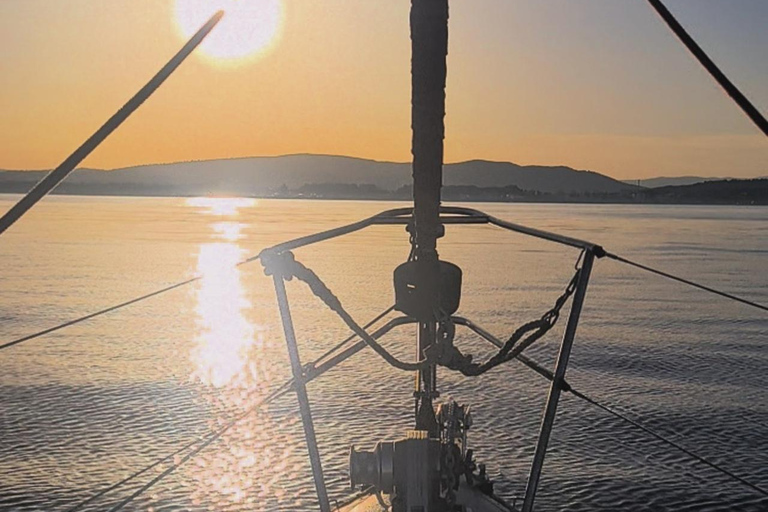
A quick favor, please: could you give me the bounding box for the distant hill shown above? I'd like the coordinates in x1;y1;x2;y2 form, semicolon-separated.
631;178;768;205
5;155;763;204
624;176;732;188
0;154;635;197
444;160;632;194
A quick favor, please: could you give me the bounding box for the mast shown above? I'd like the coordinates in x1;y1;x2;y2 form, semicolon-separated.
410;0;449;433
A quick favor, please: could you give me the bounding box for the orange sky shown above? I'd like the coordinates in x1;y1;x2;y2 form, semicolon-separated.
0;0;766;179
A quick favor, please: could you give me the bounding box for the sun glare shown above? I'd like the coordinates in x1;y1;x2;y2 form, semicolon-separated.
187;197;260;388
187;197;257;215
174;0;283;64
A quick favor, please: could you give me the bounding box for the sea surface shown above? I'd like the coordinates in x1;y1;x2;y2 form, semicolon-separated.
0;196;766;512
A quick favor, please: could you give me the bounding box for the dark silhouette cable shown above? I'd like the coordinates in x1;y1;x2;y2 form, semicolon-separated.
0;277;200;351
0;11;224;237
0;254;267;352
312;305;395;365
567;387;768;498
63;435;207;512
105;384;291;512
605;252;768;313
64;308;393;510
60;380;293;512
645;0;768;136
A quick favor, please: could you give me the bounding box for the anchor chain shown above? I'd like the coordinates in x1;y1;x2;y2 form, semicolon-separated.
435;261;583;377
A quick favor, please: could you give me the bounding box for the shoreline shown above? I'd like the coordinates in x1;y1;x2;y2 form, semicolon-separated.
1;190;765;207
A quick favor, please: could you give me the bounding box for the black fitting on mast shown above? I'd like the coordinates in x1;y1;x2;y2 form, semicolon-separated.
410;0;449;436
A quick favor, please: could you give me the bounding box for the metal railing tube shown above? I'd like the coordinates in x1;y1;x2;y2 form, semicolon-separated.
439;206;600;251
522;249;595;512
372;216;488;225
486;214;600;252
251;205;601;261
249;208;413;259
303;317;418;384
272;275;331;512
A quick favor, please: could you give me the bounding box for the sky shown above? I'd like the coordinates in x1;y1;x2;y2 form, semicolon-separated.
0;0;766;179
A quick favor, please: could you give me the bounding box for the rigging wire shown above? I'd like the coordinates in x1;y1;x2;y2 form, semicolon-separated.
0;277;200;352
645;0;768;136
5;245;761;359
0;12;224;238
61;380;291;512
104;383;292;512
0;253;269;352
63;434;206;512
604;252;768;313
63;307;394;511
510;348;768;499
311;305;396;366
565;385;768;499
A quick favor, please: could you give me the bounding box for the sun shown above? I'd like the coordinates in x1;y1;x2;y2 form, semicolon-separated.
174;0;283;64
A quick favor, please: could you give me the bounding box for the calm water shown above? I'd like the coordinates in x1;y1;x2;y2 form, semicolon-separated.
0;196;766;512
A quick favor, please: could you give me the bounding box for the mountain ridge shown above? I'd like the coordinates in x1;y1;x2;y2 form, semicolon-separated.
0;154;635;196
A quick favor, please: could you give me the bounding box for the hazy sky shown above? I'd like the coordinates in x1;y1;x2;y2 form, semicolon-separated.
0;0;766;179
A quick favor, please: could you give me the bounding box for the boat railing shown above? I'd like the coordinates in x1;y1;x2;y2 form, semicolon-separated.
260;205;602;512
249;206;603;259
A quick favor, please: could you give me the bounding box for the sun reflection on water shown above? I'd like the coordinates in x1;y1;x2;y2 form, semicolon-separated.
188;197;259;388
185;197;298;508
